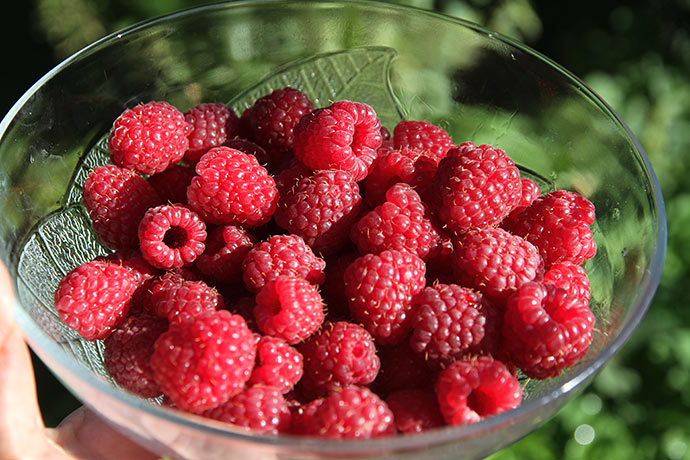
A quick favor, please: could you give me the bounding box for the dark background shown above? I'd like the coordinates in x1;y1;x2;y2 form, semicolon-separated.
2;1;689;459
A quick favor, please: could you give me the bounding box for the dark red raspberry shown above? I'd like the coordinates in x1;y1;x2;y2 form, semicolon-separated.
297;321;380;396
350;183;439;259
187;146;279;226
274;169;362;256
184;102;239;163
54;260;138;341
344;249;426;344
435;356;521;426
138;204;207;270
363;147;437;206
292;386;394;439
543;262;591;307
242;234;326;293
320;250;360;320
433;142;522;235
224;295;258;332
502;190;597;268
224;138;272;171
151;310;256;413
254;276;325;344
149;278;223;325
108;101;192;175
274;158;311;195
409;284;487;367
104;313;168;398
453;227;543;304
393;120;455;165
386;389;445;433
372;342;432;396
502;281;595;379
249;335;303;393
195;225;255;284
241;87;314;162
83;165;162;250
293;100;382;181
147;164;196;205
202;385;291;434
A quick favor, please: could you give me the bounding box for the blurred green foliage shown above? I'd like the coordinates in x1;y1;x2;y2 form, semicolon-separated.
6;0;689;458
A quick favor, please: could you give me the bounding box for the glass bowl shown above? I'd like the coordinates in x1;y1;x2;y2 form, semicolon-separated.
0;1;666;459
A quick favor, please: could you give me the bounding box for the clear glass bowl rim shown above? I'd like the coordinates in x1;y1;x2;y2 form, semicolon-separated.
2;0;667;452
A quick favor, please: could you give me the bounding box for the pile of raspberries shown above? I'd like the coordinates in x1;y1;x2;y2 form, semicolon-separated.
54;87;597;438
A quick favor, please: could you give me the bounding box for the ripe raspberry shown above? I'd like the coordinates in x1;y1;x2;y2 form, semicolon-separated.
138;204;207;270
320;250;359;320
224;295;258;332
409;284;486;366
543;262;591;307
242;234;326;293
274;158;311;195
453;227;543;303
433;142;522;235
502;190;597;268
187;146;279;226
363;147;437;206
149;278;223;325
147;164;196;205
83;165;162;250
54;260;138;341
104;313;168;398
224;138;272;171
502;281;595;379
393;120;455;165
350;183;439;259
292;386;394;439
195;225;255;284
254;276;325;344
297;321;380;396
96;249;159;287
151;310;256;413
344;249;426;344
202;385;291;434
372;342;431;396
108;101;192;175
274;169;362;256
293;100;382;181
249;336;303;393
501;177;541;227
386;389;445;433
241;87;314;162
435;356;521;426
184;102;239;163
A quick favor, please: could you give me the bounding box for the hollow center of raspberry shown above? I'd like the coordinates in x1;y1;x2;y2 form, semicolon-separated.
467;388;497;417
163;226;188;249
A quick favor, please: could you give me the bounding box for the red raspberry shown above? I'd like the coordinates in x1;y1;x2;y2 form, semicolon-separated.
297;321;380;396
195;225;255;284
254;276;325;344
501;177;541;227
274;169;362;256
224;138;272;171
149;278;223;325
320;250;360;320
202;385;291;434
393;120;455;165
543;261;591;307
184;102;239;163
433;142;522;235
350;183;439;260
502;190;597;268
453;227;543;304
293;100;382;181
242;234;326;293
108;101;192;175
103;313;168;398
187;146;279;226
435;356;521;426
363;147;437;206
386;389;445;433
502;281;595;379
372;342;431;396
96;249;159;287
274;158;311;195
151;310;256;413
344;249;426;344
147;164;196;205
83;165;162;250
292;386;394;439
54;260;137;341
138;204;207;270
241;87;314;162
249;336;303;393
409;284;486;366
